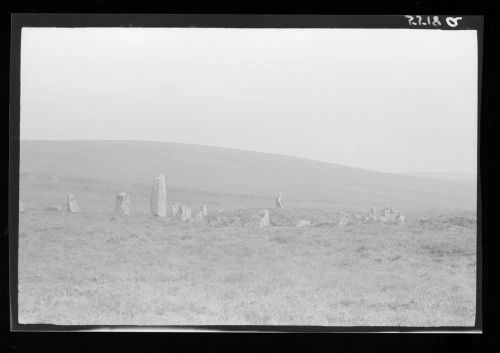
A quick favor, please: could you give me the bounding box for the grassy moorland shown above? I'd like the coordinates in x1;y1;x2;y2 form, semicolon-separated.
17;174;476;326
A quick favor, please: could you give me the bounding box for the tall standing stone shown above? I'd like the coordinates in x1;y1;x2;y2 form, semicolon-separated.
150;174;167;217
66;193;79;212
115;192;130;215
201;205;208;217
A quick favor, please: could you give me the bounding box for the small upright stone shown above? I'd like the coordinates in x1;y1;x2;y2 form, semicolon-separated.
259;209;270;227
171;202;181;222
115;192;130;215
66;193;79;212
380;208;390;224
180;204;192;221
249;209;270;227
389;209;398;223
150;174;167;217
200;205;208;217
275;193;284;208
395;212;406;224
338;212;350;226
369;208;377;222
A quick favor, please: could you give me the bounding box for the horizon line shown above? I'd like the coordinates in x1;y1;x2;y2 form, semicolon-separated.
19;138;477;177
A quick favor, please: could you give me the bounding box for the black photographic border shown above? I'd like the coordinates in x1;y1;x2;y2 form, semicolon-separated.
8;14;485;336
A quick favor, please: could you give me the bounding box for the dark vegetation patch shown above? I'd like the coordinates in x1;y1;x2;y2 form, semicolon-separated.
417;216;476;230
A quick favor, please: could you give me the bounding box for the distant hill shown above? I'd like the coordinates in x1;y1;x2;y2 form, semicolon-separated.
19;140;476;211
402;172;477;184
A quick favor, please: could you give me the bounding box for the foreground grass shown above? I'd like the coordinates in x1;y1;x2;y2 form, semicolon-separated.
18;208;476;326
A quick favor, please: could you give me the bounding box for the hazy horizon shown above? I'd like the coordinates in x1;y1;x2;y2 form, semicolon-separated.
21;28;478;174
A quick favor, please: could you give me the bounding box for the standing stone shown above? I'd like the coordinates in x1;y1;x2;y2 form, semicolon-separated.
369;208;377;222
200;205;208;217
115;192;130;215
171;202;181;222
395;212;406;224
260;210;270;227
249;209;270;227
66;193;79;212
275;193;284;208
180;204;192;221
380;208;390;224
338;212;350;226
19;201;24;213
150;174;167;217
389;209;398;223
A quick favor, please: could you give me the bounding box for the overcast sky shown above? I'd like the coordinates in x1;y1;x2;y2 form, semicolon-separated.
20;27;478;174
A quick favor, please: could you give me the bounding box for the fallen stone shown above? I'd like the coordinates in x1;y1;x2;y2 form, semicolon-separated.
315;222;336;227
45;205;62;212
223;216;242;226
296;220;311;228
192;210;204;222
395;212;406;224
